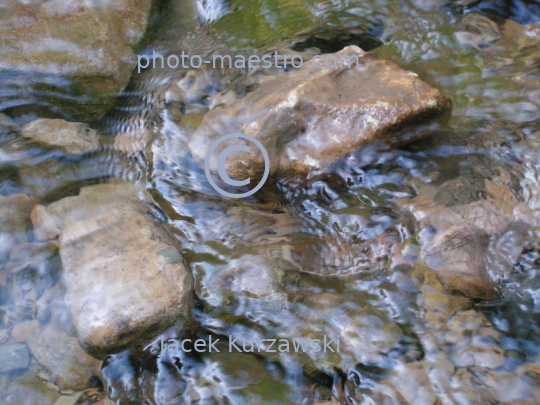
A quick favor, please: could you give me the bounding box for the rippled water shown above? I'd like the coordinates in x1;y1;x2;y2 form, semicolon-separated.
2;0;540;404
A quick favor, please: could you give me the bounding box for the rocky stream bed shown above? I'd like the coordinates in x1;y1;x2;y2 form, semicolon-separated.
1;0;540;404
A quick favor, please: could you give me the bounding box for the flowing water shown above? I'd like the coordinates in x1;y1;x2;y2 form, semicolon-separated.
1;0;540;404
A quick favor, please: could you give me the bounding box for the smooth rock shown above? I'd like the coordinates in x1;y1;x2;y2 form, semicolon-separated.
31;181;195;356
422;224;497;300
0;343;30;373
31;205;61;241
391;362;438;405
190;46;451;180
0;0;153;119
21;119;100;155
12;320;39;343
401;179;531;299
26;324;101;390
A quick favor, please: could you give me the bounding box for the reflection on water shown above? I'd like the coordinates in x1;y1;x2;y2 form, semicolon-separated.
1;0;540;404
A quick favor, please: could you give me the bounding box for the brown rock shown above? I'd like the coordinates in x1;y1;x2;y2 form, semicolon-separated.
31;205;61;241
21;119;100;155
32;181;195;356
0;194;36;235
0;194;36;261
26;324;101;390
0;0;153;119
190;46;451;181
402;179;530;300
422;224;497;300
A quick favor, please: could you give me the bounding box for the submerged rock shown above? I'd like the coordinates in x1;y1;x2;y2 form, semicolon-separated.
26;324;101;390
205;255;294;308
0;194;36;262
349;263;529;405
0;358;62;405
202;250;402;373
400;179;531;299
31;181;195;356
0;0;153;119
21;119;100;155
11;320;39;343
185;352;296;404
0;343;30;373
191;46;451;181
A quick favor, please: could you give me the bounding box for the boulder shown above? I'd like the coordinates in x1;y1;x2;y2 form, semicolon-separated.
21;119;100;155
190;46;451;181
0;0;153;119
31;181;195;356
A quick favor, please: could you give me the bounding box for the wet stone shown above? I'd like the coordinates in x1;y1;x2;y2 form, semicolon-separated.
401;179;531;299
31;181;195;356
26;323;101;390
205;254;297;308
184;352;296;404
0;0;153;119
0;194;36;262
21;119;100;155
0;358;62;405
0;343;30;373
204;256;402;374
190;46;451;181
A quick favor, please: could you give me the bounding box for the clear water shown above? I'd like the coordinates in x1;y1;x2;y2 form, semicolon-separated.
1;0;540;404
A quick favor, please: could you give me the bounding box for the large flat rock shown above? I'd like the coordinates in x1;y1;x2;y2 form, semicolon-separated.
190;46;451;182
31;182;194;356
